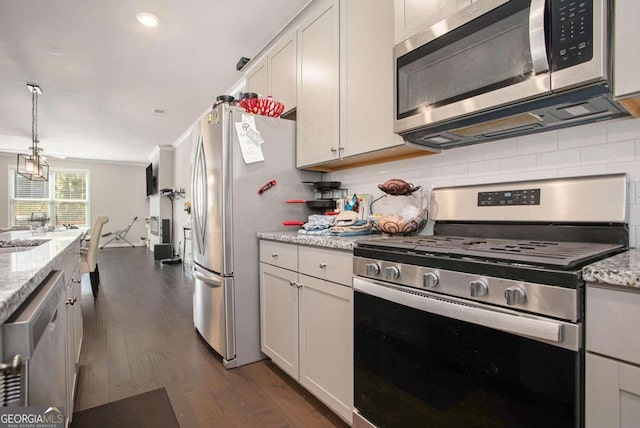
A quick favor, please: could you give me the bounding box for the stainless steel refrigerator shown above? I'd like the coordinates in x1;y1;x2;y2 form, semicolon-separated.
191;104;318;368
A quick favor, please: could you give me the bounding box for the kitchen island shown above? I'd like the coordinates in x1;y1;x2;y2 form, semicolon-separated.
0;228;85;324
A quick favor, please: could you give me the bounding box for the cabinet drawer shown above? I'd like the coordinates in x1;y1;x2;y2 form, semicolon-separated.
299;246;352;286
260;240;298;271
587;285;640;365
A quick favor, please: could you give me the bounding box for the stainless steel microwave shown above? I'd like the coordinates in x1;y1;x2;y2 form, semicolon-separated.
394;0;628;150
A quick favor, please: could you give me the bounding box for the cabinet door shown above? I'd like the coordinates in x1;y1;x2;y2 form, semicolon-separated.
299;274;353;423
341;0;404;158
586;353;640;428
260;263;299;380
394;0;472;44
297;0;340;168
614;0;640;100
246;57;268;97
73;271;83;365
65;279;76;417
269;33;297;113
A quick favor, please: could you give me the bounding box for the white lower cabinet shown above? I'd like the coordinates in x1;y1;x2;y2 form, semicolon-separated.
259;240;353;424
260;263;299;379
586;353;640;428
299;273;353;422
586;285;640;428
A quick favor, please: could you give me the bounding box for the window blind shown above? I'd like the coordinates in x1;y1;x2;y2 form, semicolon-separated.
11;170;89;227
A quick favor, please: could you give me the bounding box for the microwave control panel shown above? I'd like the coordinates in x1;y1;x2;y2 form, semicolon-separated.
551;0;594;71
477;189;541;206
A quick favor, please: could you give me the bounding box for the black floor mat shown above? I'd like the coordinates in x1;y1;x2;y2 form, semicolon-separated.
71;388;179;428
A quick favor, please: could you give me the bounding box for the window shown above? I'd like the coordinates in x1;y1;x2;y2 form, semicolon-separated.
10;169;90;227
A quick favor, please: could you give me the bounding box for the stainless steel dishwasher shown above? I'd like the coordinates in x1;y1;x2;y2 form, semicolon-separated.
1;270;67;412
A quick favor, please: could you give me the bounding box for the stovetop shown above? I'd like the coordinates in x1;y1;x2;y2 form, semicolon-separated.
356;235;625;269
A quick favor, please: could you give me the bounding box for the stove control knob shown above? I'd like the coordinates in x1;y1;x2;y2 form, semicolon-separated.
504;286;527;305
423;272;439;288
365;263;381;276
385;266;401;281
469;279;488;297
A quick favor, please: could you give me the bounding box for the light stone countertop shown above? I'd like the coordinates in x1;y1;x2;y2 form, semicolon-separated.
257;231;389;251
0;229;85;324
582;248;640;289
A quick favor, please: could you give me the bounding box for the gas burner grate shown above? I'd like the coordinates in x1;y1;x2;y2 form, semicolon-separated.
357;236;624;268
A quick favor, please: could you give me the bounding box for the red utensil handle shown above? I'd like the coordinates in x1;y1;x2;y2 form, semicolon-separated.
286;200;306;203
283;221;305;226
258;180;276;195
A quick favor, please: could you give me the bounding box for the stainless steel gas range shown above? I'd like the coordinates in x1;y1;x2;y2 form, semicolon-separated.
352;174;628;428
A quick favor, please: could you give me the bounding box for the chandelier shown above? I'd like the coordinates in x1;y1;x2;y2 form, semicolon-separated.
17;83;49;181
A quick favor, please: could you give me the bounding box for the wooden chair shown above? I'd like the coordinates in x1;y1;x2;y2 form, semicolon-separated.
80;216;109;298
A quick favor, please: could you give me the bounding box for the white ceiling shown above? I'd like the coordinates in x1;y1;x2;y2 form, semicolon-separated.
0;0;309;164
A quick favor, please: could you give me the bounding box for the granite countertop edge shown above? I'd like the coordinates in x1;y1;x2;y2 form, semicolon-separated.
257;231;388;251
0;230;85;324
582;248;640;289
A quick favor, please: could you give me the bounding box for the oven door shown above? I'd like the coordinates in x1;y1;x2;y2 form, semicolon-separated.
353;277;583;428
394;0;550;134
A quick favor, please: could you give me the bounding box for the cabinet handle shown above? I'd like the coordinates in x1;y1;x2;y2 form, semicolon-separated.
319;262;327;268
289;280;296;287
65;298;75;306
72;278;81;284
296;282;303;288
330;146;344;153
271;253;278;258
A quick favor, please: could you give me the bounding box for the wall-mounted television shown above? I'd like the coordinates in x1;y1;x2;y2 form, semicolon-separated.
146;163;157;196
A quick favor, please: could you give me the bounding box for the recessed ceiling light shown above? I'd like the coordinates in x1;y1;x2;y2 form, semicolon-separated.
136;12;159;27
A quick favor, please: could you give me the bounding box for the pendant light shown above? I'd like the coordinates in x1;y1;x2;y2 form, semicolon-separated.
17;83;49;181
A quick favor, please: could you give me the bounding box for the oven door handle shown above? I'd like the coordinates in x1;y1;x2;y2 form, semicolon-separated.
354;278;566;346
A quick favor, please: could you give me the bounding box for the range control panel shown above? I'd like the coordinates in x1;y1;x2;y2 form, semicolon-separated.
478;189;541;206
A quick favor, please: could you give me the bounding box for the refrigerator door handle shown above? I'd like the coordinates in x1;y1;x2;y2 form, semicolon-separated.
191;133;207;254
193;265;222;287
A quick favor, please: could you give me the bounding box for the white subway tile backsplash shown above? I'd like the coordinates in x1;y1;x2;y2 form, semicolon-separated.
499;155;536;172
429;151;455;167
482;173;519;184
516;170;558;181
607;118;640;143
558;165;607;177
453;145;483;164
580;141;635;164
454;176;481;186
558;122;607;149
483;140;517;160
467;160;500;176
329;119;640;231
634;182;640;205
517;133;558;154
536;148;580;169
441;163;468;177
606;161;640;181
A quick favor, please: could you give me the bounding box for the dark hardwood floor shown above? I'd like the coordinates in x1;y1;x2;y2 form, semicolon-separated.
75;247;348;428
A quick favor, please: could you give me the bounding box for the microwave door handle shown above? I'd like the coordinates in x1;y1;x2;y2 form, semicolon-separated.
529;0;549;74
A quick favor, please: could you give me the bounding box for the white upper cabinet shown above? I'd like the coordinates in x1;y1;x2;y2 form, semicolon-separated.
268;33;297;114
245;57;268;97
340;0;404;158
296;0;340;167
394;0;472;44
613;0;640;117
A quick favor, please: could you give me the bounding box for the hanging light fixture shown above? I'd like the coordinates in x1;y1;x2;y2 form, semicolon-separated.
17;83;49;181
